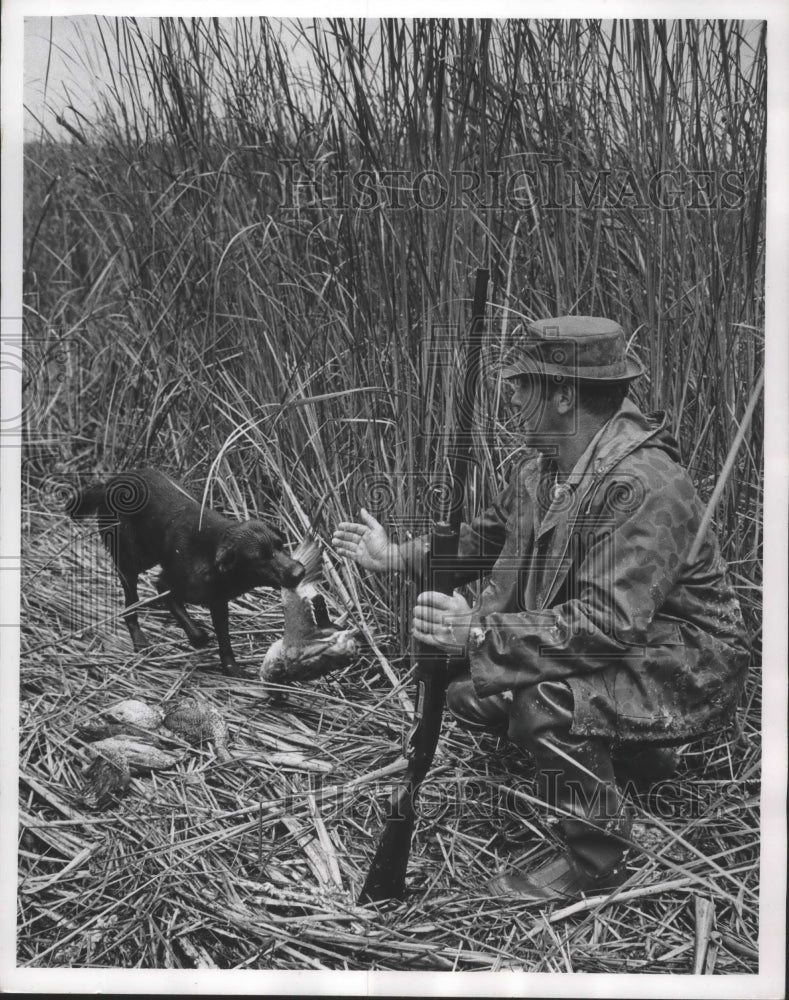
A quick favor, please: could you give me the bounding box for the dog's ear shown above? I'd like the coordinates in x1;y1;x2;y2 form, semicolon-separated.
215;540;238;574
258;520;286;548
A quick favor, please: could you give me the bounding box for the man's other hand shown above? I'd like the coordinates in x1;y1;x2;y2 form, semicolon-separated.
332;508;404;573
413;591;473;653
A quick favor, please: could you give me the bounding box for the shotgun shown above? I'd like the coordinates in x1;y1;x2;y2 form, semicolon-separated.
358;266;490;904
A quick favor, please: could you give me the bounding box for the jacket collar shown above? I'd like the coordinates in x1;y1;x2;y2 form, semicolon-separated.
531;399;670;540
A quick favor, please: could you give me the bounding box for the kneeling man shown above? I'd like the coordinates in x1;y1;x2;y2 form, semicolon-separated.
334;317;749;901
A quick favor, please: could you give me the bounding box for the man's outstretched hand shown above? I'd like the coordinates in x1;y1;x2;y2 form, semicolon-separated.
332;508;405;573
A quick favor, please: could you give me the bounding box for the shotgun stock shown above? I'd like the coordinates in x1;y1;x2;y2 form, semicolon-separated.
358;267;489;904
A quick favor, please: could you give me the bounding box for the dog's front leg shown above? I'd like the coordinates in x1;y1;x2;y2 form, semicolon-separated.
209;601;245;676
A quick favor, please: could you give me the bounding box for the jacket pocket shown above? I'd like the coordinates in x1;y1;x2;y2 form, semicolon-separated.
646;618;685;646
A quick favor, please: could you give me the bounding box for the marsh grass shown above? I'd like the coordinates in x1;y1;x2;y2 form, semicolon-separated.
20;17;763;971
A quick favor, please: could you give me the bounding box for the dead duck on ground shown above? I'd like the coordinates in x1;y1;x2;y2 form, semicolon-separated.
79;732;184;810
76;698;165;742
78;696;231;760
260;537;359;684
162;694;231;762
76;695;231;808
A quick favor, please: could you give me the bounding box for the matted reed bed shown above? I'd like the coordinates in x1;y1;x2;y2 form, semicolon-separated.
18;500;760;972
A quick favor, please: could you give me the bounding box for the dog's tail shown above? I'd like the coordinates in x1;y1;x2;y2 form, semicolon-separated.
66;481;107;520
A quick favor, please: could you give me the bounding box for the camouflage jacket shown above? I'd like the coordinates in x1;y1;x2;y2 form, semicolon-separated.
402;399;750;743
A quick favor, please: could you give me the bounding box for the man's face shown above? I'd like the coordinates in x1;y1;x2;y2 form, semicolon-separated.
505;374;568;450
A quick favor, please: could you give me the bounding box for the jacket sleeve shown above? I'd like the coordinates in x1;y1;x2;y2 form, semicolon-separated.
469;465;692;694
398;480;513;586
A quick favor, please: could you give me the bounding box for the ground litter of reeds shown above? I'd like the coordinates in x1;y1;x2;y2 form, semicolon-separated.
18;499;760;973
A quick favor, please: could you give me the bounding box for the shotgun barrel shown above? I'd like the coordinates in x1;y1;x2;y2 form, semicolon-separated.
358;267;489;904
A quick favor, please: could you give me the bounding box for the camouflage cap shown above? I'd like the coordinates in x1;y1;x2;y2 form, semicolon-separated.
500;316;645;382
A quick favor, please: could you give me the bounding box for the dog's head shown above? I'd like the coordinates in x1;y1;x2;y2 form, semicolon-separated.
215;521;305;590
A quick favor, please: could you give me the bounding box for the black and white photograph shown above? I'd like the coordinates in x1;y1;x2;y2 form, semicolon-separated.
2;3;786;995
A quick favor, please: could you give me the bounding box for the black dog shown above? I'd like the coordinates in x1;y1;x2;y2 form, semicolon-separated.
68;469;304;676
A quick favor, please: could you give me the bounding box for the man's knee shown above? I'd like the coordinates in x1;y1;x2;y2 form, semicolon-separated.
446;673;510;733
507;679;575;747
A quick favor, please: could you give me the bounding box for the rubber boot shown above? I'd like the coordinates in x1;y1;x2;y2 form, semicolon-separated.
487;850;629;901
487;743;632;901
486;682;632;902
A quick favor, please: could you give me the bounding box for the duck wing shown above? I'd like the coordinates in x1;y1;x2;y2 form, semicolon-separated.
309;592;335;631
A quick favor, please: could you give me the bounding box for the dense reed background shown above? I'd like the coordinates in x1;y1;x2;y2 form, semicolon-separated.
20;18;764;972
